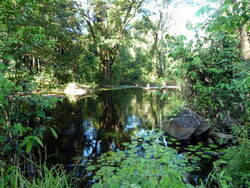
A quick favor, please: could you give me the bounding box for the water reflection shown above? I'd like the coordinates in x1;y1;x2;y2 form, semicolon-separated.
82;120;98;158
45;89;183;167
124;115;141;132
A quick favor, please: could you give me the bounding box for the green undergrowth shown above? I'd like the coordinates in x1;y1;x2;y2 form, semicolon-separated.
208;125;250;188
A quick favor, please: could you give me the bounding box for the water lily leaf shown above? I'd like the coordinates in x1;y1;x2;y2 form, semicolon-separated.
131;141;138;145
187;148;196;151
123;142;130;146
170;138;177;141
93;175;101;180
209;144;218;148
195;151;203;155
201;155;211;158
86;165;96;171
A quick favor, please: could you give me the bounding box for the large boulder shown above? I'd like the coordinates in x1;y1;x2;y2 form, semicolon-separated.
164;109;209;140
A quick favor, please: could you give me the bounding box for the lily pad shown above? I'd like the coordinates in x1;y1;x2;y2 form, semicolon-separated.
86;165;96;171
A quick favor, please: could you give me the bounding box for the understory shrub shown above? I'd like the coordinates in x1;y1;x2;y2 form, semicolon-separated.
209;125;250;188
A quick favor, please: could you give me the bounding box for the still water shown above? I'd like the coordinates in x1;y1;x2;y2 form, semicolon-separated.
45;88;184;167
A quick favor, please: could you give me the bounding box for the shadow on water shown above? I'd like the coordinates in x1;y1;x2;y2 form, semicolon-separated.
44;88;214;186
46;89;180;163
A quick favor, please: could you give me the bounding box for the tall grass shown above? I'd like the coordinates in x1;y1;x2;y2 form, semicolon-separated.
0;164;75;188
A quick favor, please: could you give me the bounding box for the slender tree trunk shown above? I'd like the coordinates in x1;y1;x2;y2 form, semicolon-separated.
37;59;40;72
29;57;33;75
240;21;250;60
152;0;168;77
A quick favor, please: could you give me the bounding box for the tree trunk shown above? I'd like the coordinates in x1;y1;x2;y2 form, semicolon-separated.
240;21;250;60
102;59;112;82
99;45;118;82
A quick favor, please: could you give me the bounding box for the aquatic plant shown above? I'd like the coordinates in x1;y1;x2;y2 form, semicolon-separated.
86;131;198;187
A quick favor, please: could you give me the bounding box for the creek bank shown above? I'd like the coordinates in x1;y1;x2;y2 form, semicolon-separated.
64;83;93;96
102;83;181;90
37;83;181;99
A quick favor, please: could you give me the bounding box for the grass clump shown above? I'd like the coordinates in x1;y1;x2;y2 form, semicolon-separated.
0;164;75;188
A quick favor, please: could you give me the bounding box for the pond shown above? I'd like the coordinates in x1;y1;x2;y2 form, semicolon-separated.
45;88;214;186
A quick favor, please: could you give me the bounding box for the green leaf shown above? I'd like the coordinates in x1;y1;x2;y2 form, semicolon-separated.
93;175;101;180
218;35;225;40
170;138;177;141
0;63;5;70
2;54;14;60
195;152;203;155
246;25;250;32
86;165;96;171
10;112;21;121
26;141;33;153
196;5;211;16
14;123;25;134
208;68;222;73
34;136;44;147
209;144;218;148
49;127;58;139
177;35;186;41
187;148;196;151
37;110;45;118
239;93;245;100
193;56;201;65
122;142;130;146
16;85;23;91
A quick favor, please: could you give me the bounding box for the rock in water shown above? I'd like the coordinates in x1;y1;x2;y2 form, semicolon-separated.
164;109;209;139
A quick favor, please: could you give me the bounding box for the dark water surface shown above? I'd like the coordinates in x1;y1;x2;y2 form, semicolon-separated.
46;89;183;165
45;88;213;186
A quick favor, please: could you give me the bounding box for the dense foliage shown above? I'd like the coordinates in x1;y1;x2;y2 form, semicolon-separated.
210;126;250;187
0;0;249;187
184;0;249;122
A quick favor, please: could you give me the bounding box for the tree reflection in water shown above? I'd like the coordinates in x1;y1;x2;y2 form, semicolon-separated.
45;88;182;169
